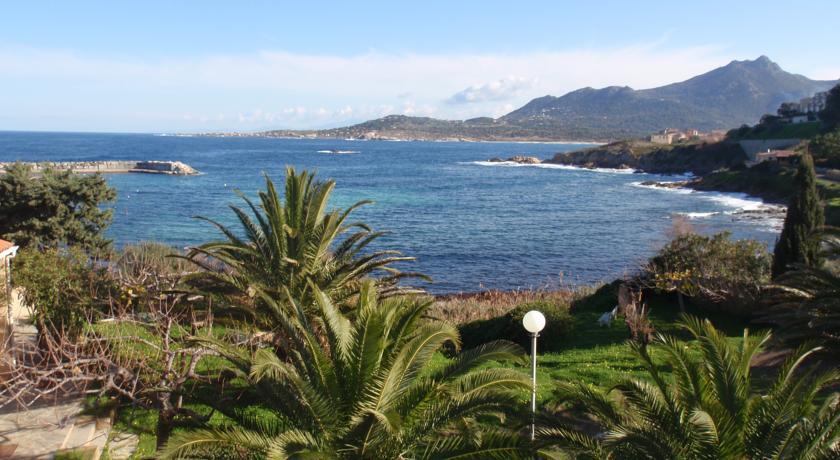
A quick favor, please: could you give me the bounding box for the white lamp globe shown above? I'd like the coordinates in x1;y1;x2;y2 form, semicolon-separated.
522;310;546;334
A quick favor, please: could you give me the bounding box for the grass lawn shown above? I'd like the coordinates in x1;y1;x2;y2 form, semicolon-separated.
102;287;753;458
818;177;840;225
526;287;750;407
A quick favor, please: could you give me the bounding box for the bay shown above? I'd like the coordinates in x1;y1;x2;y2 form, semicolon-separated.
0;132;781;293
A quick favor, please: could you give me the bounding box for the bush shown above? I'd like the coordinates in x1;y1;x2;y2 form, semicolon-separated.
645;232;771;316
810;128;840;167
460;299;572;351
14;247;113;340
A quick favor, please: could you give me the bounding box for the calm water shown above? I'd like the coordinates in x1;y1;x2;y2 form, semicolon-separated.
0;131;781;293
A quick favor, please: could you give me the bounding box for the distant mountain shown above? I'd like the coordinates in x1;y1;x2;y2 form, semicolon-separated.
500;56;837;139
257;57;837;141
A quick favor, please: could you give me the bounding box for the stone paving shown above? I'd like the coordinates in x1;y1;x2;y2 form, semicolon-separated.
0;399;109;459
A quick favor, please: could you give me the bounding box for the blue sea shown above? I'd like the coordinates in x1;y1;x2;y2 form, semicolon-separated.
0;131;782;293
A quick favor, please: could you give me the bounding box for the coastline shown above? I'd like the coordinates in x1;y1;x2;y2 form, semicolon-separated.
188;132;609;145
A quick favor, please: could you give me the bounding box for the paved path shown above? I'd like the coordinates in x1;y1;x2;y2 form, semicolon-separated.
0;400;110;459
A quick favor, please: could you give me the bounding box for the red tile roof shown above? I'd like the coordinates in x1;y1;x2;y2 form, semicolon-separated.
0;239;14;253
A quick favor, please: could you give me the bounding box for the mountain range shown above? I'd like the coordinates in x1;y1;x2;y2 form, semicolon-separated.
258;56;837;142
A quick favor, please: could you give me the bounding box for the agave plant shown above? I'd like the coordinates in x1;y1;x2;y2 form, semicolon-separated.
538;315;840;459
761;227;840;353
160;281;532;459
185;167;423;324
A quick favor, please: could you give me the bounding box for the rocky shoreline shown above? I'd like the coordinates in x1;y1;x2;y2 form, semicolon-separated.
0;160;200;176
541;140;747;175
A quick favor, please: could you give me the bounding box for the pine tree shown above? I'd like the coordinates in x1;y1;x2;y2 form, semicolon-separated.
0;163;116;253
772;151;824;277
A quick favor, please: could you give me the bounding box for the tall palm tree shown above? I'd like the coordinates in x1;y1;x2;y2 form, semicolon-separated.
160;281;532;459
761;227;840;354
185;167;424;324
538;316;840;459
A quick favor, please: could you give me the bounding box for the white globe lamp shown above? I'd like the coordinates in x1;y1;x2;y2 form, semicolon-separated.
522;310;546;334
522;309;546;440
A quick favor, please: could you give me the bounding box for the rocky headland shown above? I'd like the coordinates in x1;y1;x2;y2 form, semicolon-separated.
542;140;747;175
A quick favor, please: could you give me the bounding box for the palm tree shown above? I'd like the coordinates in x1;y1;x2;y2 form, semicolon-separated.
160;281;532;459
538;315;840;459
761;227;840;354
185;167;424;325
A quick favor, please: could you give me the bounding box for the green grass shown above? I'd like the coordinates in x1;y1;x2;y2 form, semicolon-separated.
818;177;840;226
104;286;755;456
732;121;822;140
451;284;752;410
529;289;749;404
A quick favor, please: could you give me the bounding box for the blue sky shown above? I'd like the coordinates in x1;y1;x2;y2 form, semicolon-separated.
1;1;838;132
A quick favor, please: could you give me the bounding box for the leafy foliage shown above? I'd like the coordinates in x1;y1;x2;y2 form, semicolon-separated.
810;128;840;167
646;232;771;315
14;247;113;339
0;163;116;253
538;316;840;459
773;152;825;277
761;227;840;353
819;83;840;130
160;282;531;459
185;167;423;328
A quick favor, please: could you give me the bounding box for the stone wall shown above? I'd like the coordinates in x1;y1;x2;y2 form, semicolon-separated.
0;160;199;175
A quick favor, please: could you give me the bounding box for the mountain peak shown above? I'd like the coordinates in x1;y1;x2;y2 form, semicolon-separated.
727;55;782;72
499;56;836;139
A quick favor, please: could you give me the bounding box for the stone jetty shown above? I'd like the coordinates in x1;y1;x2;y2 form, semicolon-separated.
0;160;200;176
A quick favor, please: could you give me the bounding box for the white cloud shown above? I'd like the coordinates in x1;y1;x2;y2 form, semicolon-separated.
0;43;740;131
446;76;536;104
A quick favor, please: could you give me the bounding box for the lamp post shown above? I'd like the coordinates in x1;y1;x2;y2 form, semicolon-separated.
522;310;546;441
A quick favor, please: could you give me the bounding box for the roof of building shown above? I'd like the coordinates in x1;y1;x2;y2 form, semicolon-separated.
756;149;798;159
0;239;14;253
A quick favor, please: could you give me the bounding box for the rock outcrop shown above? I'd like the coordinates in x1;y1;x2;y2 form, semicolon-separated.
488;156;542;164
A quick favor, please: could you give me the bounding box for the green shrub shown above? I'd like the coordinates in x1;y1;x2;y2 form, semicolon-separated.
14;247;113;340
460;299;572;351
645;232;771;316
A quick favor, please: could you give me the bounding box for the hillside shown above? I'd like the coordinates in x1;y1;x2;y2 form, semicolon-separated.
255;56;837;142
543;139;748;175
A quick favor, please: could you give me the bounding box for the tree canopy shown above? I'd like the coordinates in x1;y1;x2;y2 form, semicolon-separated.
0;163;116;252
820;83;840;129
772;152;824;277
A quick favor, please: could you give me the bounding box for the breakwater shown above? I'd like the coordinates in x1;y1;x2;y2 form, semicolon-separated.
0;160;199;175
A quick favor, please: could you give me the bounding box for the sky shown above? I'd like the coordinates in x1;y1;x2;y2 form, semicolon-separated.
1;1;839;133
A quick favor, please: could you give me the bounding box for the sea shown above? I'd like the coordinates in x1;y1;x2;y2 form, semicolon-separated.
0;131;784;293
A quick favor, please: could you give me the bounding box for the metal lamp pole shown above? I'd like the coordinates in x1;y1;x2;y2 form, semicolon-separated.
530;331;539;441
522;310;546;442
